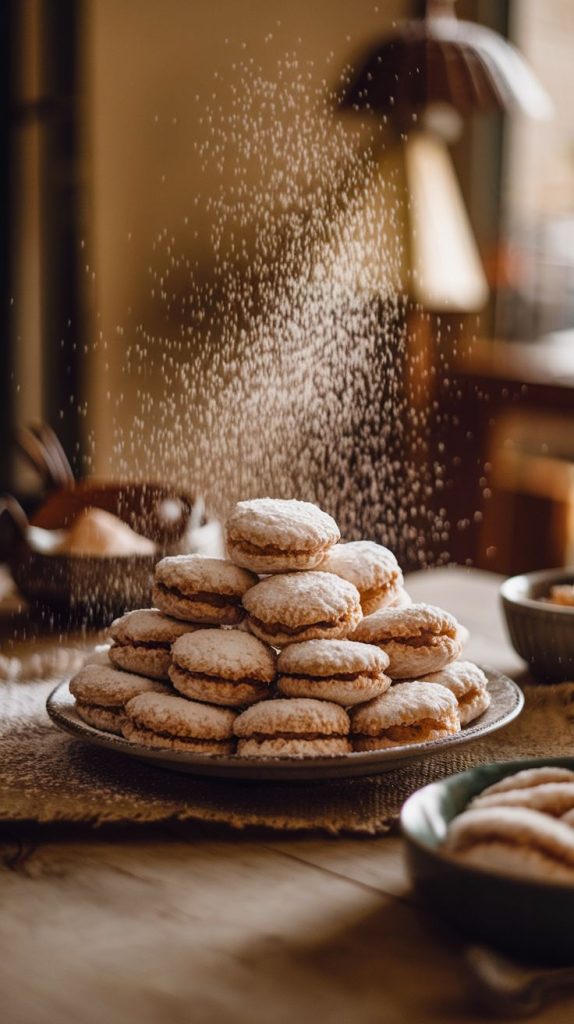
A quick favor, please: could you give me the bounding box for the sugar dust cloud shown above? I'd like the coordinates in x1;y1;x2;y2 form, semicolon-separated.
96;49;460;568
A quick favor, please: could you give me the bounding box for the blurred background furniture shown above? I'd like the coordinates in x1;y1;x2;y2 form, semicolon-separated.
2;0;574;575
445;335;574;572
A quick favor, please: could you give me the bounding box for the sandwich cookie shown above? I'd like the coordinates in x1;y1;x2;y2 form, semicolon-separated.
473;766;574;828
444;806;574;884
234;698;351;758
351;603;464;679
243;571;362;647
350;681;460;750
277;639;391;706
122;692;236;754
318;541;403;615
69;663;169;735
226;497;340;573
169;628;276;707
152;554;257;625
477;766;574;798
472;782;574;818
419;661;490;725
109;608;197;680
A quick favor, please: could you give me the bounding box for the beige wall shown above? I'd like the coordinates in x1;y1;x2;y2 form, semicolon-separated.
507;0;574;221
85;0;409;484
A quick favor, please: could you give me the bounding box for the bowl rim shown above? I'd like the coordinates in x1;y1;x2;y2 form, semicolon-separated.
500;567;574;614
16;549;159;566
401;755;574;893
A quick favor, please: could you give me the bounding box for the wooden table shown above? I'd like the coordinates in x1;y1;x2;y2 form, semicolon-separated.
1;568;567;1024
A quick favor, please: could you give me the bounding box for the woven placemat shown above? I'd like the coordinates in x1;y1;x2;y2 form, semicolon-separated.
1;679;574;834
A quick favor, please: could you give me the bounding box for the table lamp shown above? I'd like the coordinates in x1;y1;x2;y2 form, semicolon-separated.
337;0;553;312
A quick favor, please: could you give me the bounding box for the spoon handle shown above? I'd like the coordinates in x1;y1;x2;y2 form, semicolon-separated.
28;423;75;487
16;423;74;490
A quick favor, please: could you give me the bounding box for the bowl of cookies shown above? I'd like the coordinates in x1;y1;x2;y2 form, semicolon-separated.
501;568;574;682
402;760;574;964
47;497;523;779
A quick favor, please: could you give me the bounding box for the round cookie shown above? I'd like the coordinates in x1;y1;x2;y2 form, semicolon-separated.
480;767;574;798
472;782;574;818
350;681;460;750
153;555;258;625
243;571;362;647
169;629;276;707
420;661;490;725
277;639;391;706
109;608;198;680
234;698;351;758
350;602;464;679
122;692;236;754
444;806;574;883
69;663;169;735
226;498;340;573
318;541;403;615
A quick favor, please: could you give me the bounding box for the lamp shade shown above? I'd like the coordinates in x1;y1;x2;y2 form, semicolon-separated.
332;130;488;312
339;6;552;121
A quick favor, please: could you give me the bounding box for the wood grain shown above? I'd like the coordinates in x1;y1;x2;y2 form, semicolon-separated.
3;568;558;1024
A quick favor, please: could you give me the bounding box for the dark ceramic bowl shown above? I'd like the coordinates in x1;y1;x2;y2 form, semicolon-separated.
402;757;574;965
500;568;574;682
9;547;157;625
0;484;199;625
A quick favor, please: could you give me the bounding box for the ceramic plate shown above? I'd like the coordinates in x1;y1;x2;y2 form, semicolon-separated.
46;669;523;781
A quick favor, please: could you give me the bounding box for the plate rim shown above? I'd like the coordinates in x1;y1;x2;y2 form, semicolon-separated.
46;668;524;781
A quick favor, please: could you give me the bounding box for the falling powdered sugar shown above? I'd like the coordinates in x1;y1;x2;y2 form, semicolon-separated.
93;45;465;569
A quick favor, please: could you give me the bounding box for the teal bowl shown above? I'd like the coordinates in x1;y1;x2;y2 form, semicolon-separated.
401;758;574;965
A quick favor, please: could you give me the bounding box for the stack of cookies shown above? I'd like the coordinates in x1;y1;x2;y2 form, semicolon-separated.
69;497;491;759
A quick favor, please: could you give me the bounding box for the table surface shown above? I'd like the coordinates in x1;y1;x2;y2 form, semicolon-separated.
1;567;568;1024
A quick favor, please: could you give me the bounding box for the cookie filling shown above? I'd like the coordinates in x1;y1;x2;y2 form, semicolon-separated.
454;688;484;712
460;688;483;707
281;669;379;683
131;724;229;746
245;731;347;742
113;639;171;650
76;698;123;714
356;717;447;743
248;613;349;636
361;574;400;602
171;665;271;687
383;632;450;648
230;538;326;557
155;582;243;607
